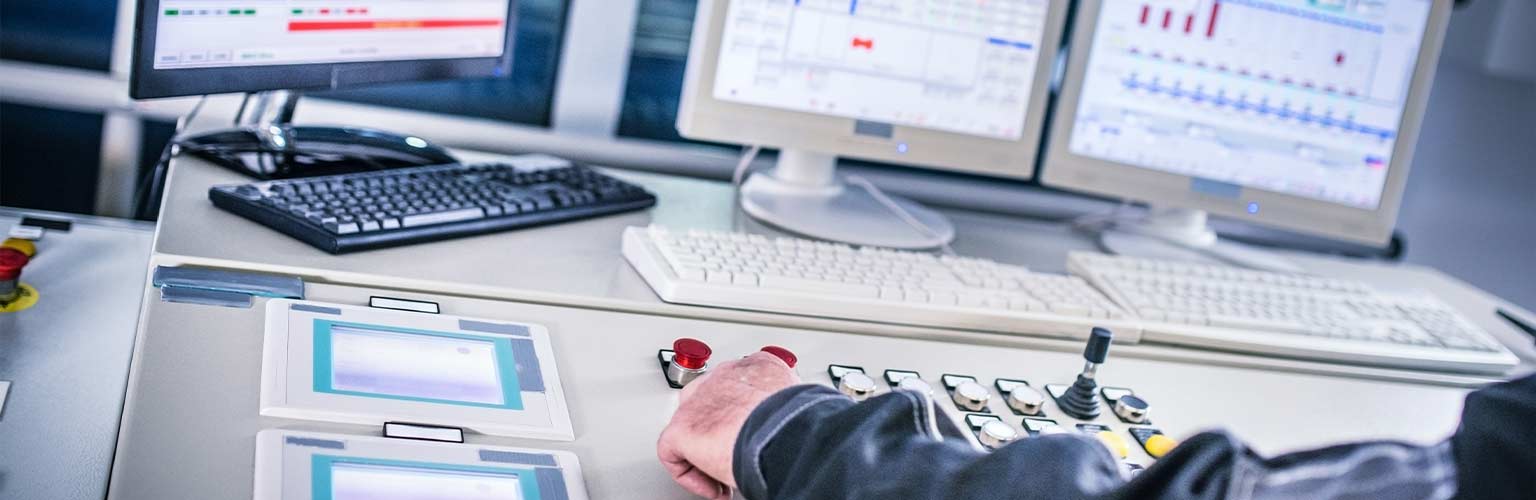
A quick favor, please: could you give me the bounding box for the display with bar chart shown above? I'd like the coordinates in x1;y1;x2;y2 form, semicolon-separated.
1067;0;1432;209
152;1;510;69
711;0;1051;140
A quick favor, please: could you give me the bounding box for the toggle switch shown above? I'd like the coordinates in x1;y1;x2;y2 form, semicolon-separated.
664;338;711;388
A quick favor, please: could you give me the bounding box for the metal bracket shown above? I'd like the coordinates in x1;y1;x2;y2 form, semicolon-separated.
152;266;304;308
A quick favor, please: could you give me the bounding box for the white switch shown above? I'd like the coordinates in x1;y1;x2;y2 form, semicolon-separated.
0;380;10;417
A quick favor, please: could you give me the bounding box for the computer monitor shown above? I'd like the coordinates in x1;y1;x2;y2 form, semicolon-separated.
130;0;518;179
678;0;1069;249
1042;0;1450;264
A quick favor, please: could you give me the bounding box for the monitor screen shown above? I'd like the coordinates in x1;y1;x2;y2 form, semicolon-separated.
151;0;511;69
327;324;508;406
329;461;524;500
1066;0;1433;209
710;0;1052;141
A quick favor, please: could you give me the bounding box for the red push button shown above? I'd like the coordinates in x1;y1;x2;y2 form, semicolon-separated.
760;346;797;368
672;338;711;370
0;248;28;280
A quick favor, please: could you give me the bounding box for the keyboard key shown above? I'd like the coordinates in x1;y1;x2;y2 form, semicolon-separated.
760;275;879;298
401;208;485;227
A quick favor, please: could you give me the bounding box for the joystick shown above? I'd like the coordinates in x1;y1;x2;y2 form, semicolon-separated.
1057;327;1113;419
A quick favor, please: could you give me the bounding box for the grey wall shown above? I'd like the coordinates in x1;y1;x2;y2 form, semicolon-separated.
1397;0;1536;310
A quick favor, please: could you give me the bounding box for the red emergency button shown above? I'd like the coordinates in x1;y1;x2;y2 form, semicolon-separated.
672;338;711;370
0;248;28;280
760;346;797;368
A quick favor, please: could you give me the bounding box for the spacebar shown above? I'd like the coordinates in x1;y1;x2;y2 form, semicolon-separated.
401;208;485;227
759;275;880;298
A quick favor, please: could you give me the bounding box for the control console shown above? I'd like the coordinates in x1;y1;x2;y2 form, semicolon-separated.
657;326;1181;471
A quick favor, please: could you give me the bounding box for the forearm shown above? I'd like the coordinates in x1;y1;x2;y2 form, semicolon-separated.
731;385;1124;500
732;384;1473;500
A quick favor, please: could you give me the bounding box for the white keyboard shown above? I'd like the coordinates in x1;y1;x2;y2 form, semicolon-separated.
622;226;1142;341
1068;252;1519;374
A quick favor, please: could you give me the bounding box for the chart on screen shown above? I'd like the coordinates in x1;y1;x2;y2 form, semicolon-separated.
712;0;1052;140
1068;0;1433;209
152;0;511;69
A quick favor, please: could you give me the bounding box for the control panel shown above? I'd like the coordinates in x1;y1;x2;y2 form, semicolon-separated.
659;327;1180;470
112;280;1473;500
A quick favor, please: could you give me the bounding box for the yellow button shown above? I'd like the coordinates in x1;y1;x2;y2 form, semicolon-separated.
1096;430;1129;459
1;238;36;257
1144;434;1179;458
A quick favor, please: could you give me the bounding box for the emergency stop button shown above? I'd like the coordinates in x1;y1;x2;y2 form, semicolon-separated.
760;345;797;368
663;338;712;388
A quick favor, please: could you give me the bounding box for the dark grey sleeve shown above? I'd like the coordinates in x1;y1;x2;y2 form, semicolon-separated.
730;380;1503;500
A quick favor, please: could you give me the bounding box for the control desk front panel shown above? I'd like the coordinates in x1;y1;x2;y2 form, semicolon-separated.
111;281;1474;500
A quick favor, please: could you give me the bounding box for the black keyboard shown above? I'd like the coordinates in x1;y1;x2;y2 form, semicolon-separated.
209;159;657;253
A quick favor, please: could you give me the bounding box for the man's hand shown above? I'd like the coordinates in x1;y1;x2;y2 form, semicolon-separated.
658;351;800;499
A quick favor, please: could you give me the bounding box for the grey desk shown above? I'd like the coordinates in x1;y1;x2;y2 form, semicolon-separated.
146;152;1536;385
0;209;153;500
107;153;1536;499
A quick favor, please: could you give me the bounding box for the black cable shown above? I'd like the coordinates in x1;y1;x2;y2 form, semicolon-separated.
132;95;208;220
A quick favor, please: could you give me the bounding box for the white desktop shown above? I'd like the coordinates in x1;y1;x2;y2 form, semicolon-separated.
678;0;1069;249
1043;0;1449;267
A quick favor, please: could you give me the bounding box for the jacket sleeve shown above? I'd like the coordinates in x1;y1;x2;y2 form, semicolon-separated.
729;375;1536;500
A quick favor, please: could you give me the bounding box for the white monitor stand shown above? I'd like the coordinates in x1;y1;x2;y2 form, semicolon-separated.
1097;207;1303;273
739;149;956;250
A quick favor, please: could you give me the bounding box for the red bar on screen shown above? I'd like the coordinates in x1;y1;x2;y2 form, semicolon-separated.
1162;9;1173;29
1207;1;1221;37
287;19;504;31
1140;5;1150;24
1184;14;1194;33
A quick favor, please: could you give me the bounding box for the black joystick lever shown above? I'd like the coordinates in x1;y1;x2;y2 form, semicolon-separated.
1058;327;1113;419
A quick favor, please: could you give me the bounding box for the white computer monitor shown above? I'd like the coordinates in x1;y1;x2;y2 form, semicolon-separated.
678;0;1068;248
1042;0;1450;256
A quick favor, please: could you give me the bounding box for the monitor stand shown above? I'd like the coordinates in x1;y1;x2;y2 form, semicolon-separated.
177;90;457;180
738;149;956;249
1097;207;1304;273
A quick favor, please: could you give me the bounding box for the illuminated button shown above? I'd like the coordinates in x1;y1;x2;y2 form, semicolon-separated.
1143;434;1178;458
838;372;878;401
951;380;991;412
895;376;934;395
1006;385;1046;416
759;345;797;368
977;420;1019;450
1096;431;1130;459
1113;395;1150;424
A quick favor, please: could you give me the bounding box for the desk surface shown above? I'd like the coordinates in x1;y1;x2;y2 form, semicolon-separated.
0;210;153;500
149;153;1536;385
108;153;1536;500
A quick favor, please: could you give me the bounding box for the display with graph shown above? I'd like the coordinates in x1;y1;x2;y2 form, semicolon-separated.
152;0;509;69
712;0;1051;140
1067;0;1431;209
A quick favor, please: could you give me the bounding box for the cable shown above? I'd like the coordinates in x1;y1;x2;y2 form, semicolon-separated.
729;145;763;232
133;94;208;220
845;175;957;256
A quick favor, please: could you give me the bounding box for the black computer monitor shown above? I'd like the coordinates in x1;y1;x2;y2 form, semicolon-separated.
128;0;518;179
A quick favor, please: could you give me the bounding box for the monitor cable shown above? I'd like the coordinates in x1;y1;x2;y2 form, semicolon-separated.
133;94;209;220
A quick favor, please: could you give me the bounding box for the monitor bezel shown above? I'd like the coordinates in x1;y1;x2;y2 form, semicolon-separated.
129;0;518;99
1041;0;1452;246
676;0;1070;181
